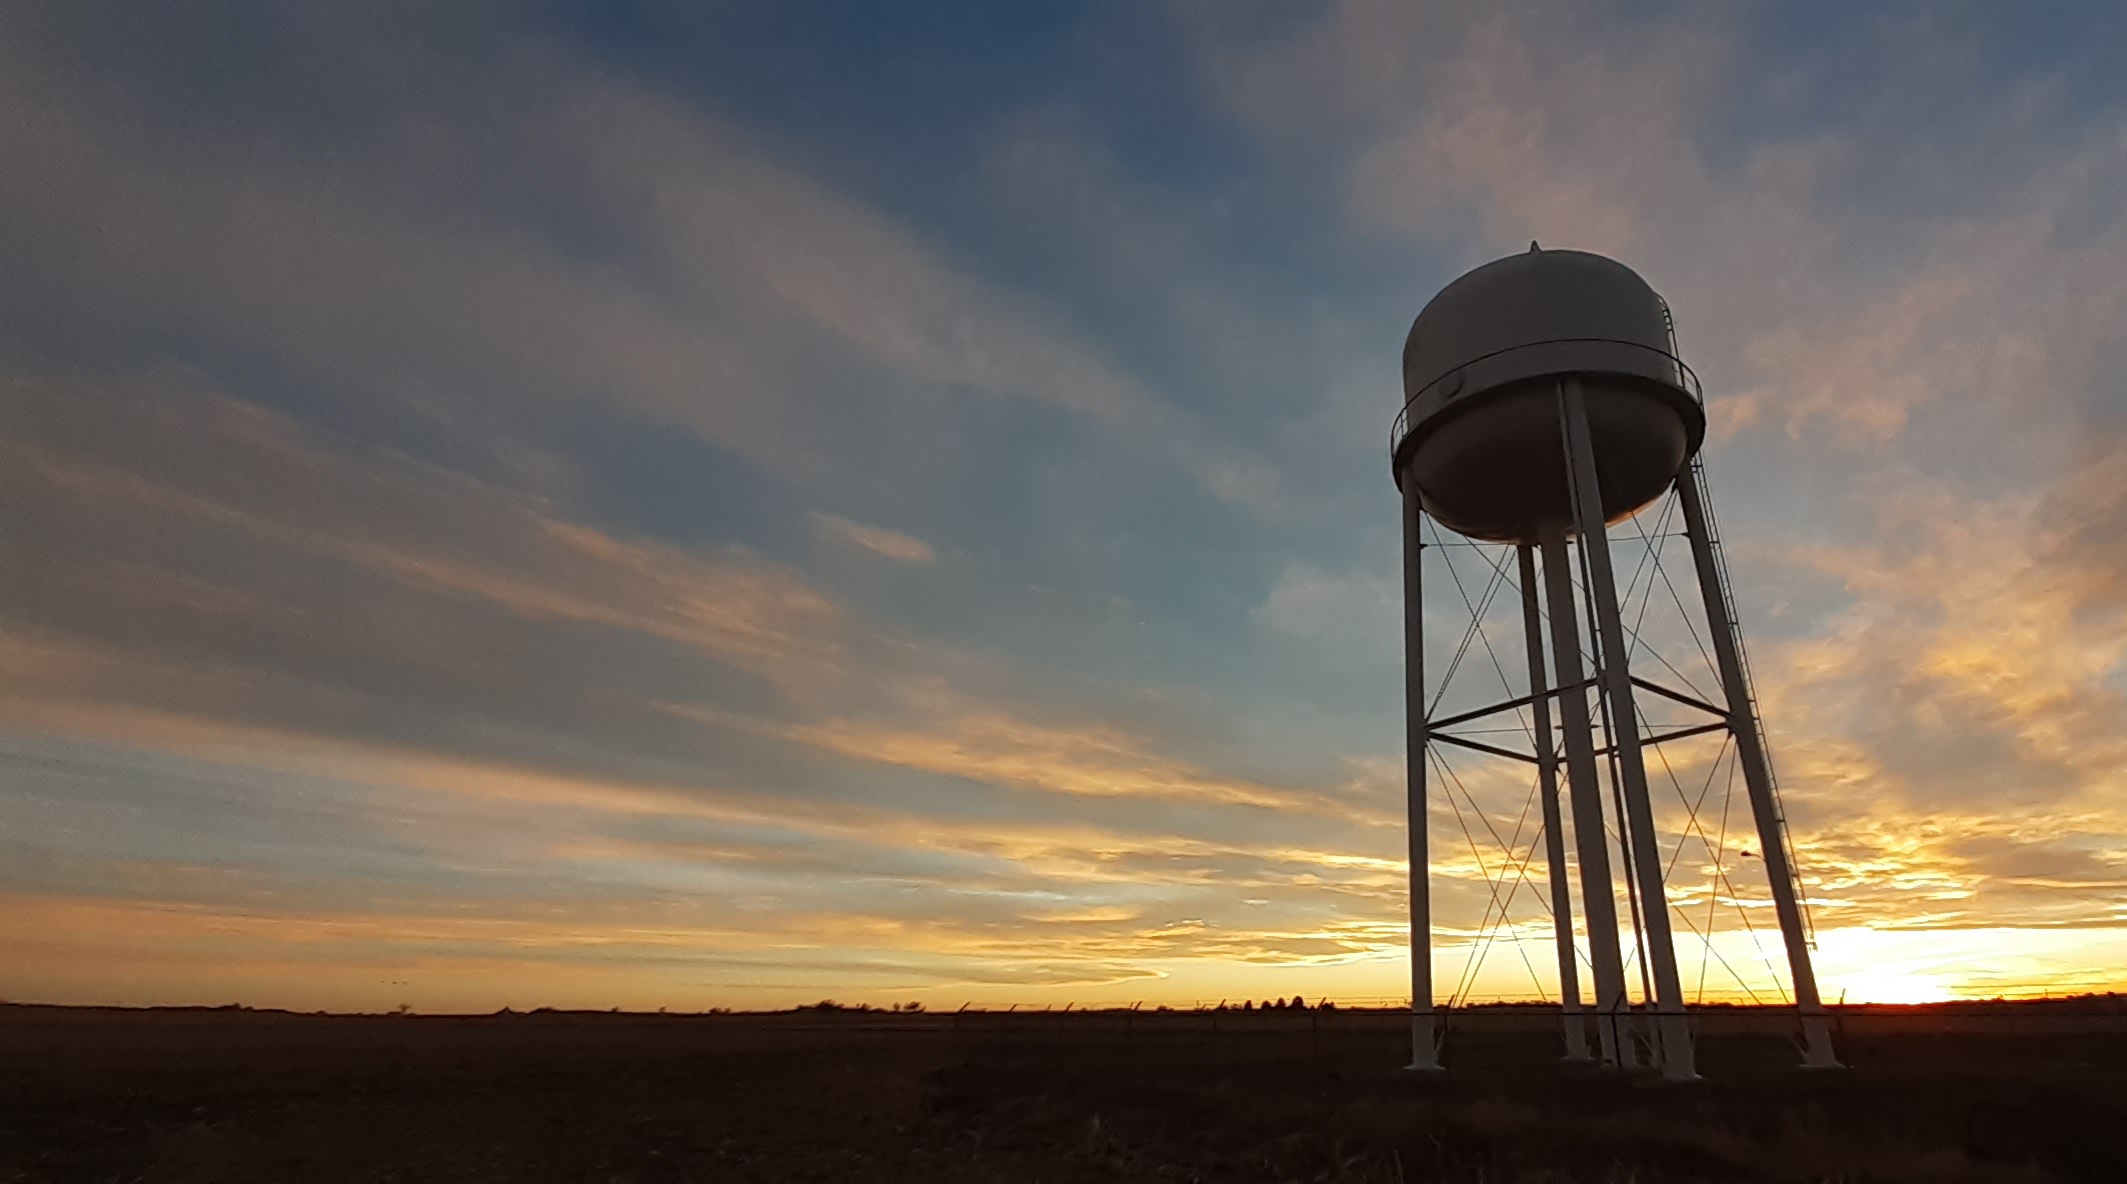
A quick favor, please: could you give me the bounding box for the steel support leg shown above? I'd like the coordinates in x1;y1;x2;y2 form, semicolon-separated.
1401;479;1441;1071
1561;379;1696;1080
1674;462;1841;1068
1538;521;1628;1068
1518;543;1591;1062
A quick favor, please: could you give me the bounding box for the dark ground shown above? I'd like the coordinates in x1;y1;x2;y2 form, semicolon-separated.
0;1001;2123;1182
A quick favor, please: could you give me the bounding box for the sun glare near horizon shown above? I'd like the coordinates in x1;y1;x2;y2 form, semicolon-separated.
1827;970;1958;1006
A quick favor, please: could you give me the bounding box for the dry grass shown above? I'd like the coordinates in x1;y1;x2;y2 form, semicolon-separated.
0;1003;2118;1182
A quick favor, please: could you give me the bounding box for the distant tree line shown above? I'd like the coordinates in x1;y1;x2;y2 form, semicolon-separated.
796;999;925;1013
1215;996;1330;1012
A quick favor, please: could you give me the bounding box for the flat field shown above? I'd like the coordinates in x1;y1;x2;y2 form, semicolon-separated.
0;1001;2122;1182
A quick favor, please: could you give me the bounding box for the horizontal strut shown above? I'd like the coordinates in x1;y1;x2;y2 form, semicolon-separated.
1426;677;1597;733
1629;676;1728;720
1428;732;1541;764
1593;720;1731;757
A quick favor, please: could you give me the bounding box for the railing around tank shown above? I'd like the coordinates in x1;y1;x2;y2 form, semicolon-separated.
1389;338;1703;466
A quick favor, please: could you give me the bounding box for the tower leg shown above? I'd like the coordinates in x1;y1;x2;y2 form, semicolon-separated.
1538;521;1628;1068
1400;479;1441;1071
1518;543;1591;1062
1674;462;1842;1069
1560;378;1697;1081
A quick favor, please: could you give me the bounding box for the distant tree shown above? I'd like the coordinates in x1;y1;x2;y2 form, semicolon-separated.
1292;995;1307;1010
904;1001;925;1013
1242;1000;1254;1011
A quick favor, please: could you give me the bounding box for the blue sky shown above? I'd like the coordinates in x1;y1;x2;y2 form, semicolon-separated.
3;1;2127;1010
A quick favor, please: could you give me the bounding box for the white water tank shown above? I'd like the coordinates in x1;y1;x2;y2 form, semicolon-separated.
1391;247;1705;542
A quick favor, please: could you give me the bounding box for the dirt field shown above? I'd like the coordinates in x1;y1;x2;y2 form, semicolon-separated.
0;1001;2122;1182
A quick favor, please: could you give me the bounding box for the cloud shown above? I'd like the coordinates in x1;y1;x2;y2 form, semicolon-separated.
0;19;1282;514
2;367;1344;833
0;354;1422;1007
1254;562;1397;641
1;371;849;711
0;690;1429;1008
791;712;1304;810
1203;3;2127;454
810;512;936;563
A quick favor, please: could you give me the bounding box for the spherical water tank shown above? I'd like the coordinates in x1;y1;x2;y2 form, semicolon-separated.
1391;248;1705;543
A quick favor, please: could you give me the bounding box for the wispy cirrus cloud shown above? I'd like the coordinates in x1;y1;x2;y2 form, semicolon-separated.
810;513;936;563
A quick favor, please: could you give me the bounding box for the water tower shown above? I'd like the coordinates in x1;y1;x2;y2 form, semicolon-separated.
1393;246;1838;1079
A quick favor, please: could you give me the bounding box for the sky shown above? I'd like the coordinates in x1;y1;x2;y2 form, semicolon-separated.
3;1;2126;1013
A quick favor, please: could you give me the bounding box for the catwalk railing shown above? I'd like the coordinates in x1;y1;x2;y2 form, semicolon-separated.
1389;339;1704;465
